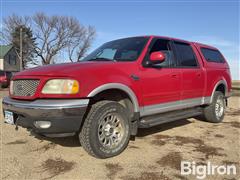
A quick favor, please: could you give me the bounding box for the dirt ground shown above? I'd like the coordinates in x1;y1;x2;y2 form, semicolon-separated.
0;89;239;180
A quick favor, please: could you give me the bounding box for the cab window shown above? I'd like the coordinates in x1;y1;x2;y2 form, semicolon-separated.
174;42;198;67
148;39;176;67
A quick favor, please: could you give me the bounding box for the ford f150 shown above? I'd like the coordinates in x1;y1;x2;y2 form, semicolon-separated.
3;36;232;158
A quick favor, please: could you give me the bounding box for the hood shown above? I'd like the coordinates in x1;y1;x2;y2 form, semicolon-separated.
15;61;117;77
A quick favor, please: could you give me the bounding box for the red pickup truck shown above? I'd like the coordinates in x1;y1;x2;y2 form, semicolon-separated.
3;36;231;158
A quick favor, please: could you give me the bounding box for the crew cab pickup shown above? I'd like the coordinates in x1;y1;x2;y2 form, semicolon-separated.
3;36;231;158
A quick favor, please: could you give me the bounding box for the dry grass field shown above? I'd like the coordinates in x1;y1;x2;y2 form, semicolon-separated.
232;80;240;96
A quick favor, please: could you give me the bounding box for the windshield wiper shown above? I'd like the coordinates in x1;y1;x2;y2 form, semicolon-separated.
88;57;116;62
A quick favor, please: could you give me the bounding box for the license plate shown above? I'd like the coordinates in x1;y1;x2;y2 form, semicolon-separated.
4;111;14;125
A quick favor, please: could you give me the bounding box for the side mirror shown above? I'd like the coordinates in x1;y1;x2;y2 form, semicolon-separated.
149;51;165;64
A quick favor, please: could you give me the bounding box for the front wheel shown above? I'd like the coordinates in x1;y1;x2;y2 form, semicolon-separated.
203;91;226;123
79;100;130;158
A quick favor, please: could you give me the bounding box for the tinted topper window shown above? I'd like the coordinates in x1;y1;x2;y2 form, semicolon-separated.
201;48;225;63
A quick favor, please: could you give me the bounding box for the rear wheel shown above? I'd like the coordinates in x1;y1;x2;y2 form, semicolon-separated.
203;91;226;123
79;100;130;158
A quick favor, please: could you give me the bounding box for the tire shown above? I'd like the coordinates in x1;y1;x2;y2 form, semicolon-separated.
79;100;131;158
203;91;226;123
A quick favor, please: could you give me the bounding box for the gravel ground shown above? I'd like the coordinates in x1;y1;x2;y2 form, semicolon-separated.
0;89;239;180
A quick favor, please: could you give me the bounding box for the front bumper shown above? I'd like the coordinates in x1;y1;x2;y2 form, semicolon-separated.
2;97;89;135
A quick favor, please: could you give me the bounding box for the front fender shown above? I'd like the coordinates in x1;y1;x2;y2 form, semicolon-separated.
87;83;140;112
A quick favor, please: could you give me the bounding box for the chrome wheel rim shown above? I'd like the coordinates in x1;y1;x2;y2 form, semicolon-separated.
215;96;225;119
98;113;125;149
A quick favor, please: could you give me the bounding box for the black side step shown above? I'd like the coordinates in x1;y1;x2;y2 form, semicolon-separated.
139;107;203;128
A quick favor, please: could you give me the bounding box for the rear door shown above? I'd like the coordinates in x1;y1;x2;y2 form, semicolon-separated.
173;41;205;100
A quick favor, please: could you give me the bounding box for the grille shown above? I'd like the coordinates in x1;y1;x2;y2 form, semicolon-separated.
12;80;40;97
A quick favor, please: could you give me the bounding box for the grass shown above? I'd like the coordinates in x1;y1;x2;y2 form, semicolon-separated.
232;80;240;88
232;80;240;96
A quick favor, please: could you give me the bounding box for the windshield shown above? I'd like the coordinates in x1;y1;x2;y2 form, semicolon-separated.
82;37;149;62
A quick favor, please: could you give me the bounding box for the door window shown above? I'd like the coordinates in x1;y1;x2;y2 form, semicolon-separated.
148;39;176;67
174;42;198;67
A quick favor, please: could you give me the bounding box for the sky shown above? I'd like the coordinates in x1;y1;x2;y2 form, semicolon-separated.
0;0;239;79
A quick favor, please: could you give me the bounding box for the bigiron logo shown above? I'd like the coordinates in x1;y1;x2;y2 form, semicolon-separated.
181;161;237;179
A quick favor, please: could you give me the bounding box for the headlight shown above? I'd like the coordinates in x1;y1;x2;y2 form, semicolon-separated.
42;79;79;94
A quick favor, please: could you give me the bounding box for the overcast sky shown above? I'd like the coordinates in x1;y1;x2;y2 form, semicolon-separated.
1;0;239;79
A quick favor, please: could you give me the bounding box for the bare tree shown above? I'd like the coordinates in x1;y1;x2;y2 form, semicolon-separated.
67;26;96;62
2;12;96;65
2;14;31;43
0;31;8;44
32;12;96;64
1;14;36;69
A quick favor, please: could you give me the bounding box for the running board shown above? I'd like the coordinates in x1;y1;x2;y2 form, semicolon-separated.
139;107;203;128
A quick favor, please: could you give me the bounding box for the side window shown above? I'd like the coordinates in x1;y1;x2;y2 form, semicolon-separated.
174;42;198;67
201;48;224;63
148;39;176;67
12;55;16;65
9;55;16;65
8;55;11;64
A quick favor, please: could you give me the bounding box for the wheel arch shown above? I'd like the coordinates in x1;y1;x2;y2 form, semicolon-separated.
87;83;140;112
210;79;228;103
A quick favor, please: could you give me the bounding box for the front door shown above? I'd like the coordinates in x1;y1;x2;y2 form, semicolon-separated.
140;38;182;116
